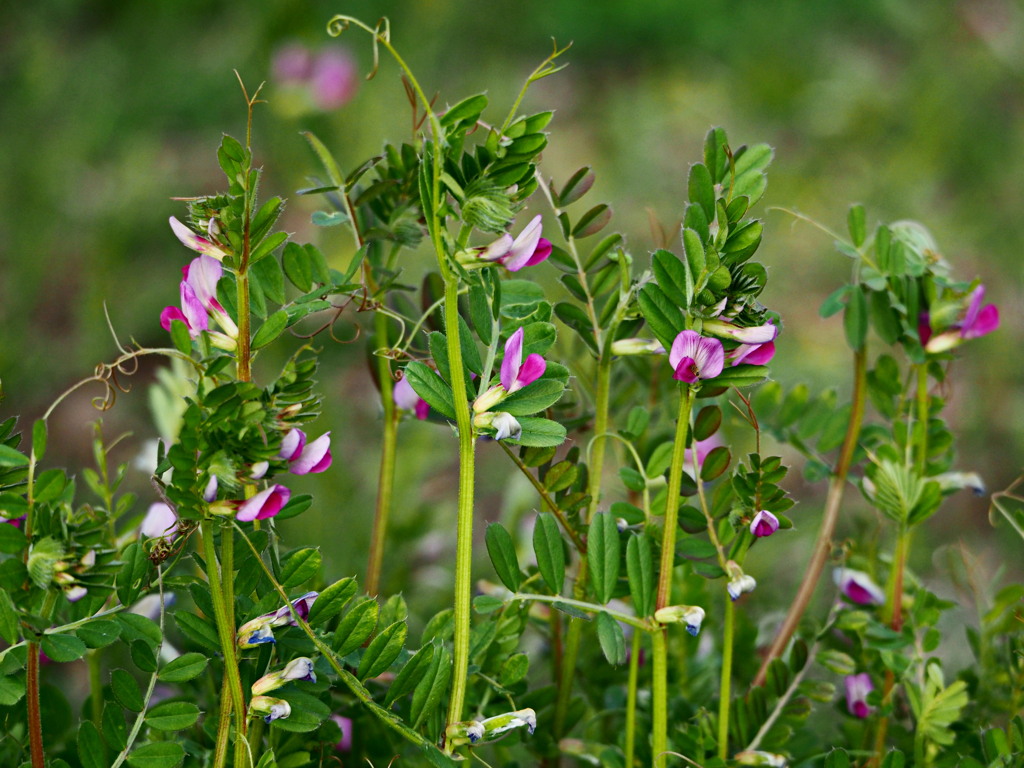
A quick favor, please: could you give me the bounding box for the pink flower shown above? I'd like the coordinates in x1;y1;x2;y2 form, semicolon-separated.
236;485;291;522
702;318;778;345
500;327;546;393
160;255;237;341
273;43;315;83
169;216;228;261
310;49;358;110
727;340;776;366
332;715;354;752
669;331;724;383
833;568;885;606
749;510;780;538
924;285;1000;353
278;429;332;474
480;215;552;272
393;376;429;420
845;673;874;718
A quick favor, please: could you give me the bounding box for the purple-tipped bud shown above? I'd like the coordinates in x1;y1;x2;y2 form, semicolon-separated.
278;429;306;462
749;510;780;538
289;432;332;475
203;475;219;502
844;673;874;718
249;695;292;724
833;568;885;606
235;485;291;522
703;318;778;345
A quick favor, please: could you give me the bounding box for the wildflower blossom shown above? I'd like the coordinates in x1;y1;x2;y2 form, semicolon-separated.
501;327;546;393
249;695;292;724
669;330;724;383
833;568;885;606
236;485;291;522
278;429;333;475
654;604;705;636
726;561;757;601
237;591;319;648
924;285;1000;353
251;656;317;695
845;673;874;718
479;215;552;272
749;510;780;538
169;216;229;261
393;376;429;420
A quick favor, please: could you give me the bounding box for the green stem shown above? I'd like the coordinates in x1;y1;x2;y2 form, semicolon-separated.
717;596;735;760
753;348;867;687
366;312;398;597
651;628;668;767
510;593;649;631
625;629;641;768
201;520;247;768
235;271;251;383
656;386;694;610
26;591;57;768
443;270;478;734
914;364;929;474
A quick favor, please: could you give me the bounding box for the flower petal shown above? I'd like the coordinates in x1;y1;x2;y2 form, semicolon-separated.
140;502;178;539
180;281;208;335
963;303;999;339
501;327;525;392
278;429;306;461
502;215;543;271
185;255;223;306
160;306;189;333
170;216;228;260
236;485;292;522
703;318;778;344
290;433;332;475
515;353;547;390
522;237;553;269
669;330;700;371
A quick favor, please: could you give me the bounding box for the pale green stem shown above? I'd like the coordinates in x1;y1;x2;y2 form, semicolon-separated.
651;628;669;767
717;596;735;760
510;593;648;630
366;311;398;598
201;520;246;768
625;629;641;768
753;348;867;687
656;386;694;610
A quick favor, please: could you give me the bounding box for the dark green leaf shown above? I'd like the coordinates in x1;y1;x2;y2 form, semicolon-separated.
111;668;144;712
252;310;289;350
0;522;27;554
572;204;612;239
638;284;684;351
77;721;107;768
158;652;209;683
848;205;866;248
32;419;46;462
652;249;691;308
533;513;565;594
709;364;769;389
385;642;436;707
405;361;456;420
506;417;566;448
693;405;722;441
844;284;869;351
688;163;715;221
441;94;488;128
596;611;626;666
588;512;620;604
169;319;192;356
499;379;565;417
485;523;522;592
626;534;655;617
280;548;321;589
173;612;220;653
411;645;452;727
41;633;87;662
146;701;202;731
307;577;358;626
558;167;595;207
125;741;185;768
76;620;121;649
0;590;18;644
700;446;731;482
333;598;378;657
358;621;407;680
820;285;851;318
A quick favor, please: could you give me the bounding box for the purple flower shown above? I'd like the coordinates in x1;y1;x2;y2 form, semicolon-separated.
669;331;724;383
331;715;354;752
310;48;358;110
925;285;1000;353
500;327;547;393
237;591;319;648
249;695;291;724
270;591;318;625
845;673;874;718
235;485;291;522
393;376;429;420
749;510;780;538
273;43;315;83
203;476;219;503
833;568;885;606
728;340;776;366
169;216;228;261
480;215;553;272
160;254;237;342
140;503;178;540
278;429;332;474
4;515;26;528
251;656;317;695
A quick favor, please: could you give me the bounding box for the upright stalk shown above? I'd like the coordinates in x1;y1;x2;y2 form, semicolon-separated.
366;311;398;597
442;269;478;732
27;590;58;768
201;520;247;768
753;348;867;687
718;597;735;759
625;629;642;768
651;385;695;767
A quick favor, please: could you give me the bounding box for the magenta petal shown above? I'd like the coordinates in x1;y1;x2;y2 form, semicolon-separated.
278;429;306;461
503;215;543;271
733;341;775;366
236;485;291;522
160;306;188;332
516;354;547;389
961;285;986;329
523;237;553;269
501;327;525;391
669;330;699;370
750;510;779;537
290;433;332;475
964;304;999;338
180;281;208;334
414;399;430;420
673;356;699;383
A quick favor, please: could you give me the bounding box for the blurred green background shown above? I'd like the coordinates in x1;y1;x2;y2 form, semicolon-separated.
1;0;1020;626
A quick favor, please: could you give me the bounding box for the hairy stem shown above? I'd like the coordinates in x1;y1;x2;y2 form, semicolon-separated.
625;629;642;768
27;641;43;768
366;312;398;597
651;628;669;767
718;596;735;760
753;348;867;687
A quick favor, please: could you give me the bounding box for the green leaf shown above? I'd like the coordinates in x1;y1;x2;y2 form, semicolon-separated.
506;417;566;448
0;590;19;644
558;167;595;207
145;700;202;731
588;512;620;604
307;577;358;626
844;284;868;351
76;620;121;649
282;242;313;292
847;205;867;247
626;534;655;617
688;163;715;221
405;361;456;420
333;598;378;657
111;668;144;712
359;621;408;680
499;379;565;417
252;310;289;350
173;611;220;653
0;673;25;706
280;548;321;589
652;249;691;308
272;690;331;733
645;442;675;479
411;645;452;727
710;364;769;389
0;522;27;554
441;93;488;128
500;653;529;686
693;405;722;441
595;611;626;666
252;254;286;305
485;523;522;592
638;283;684;351
125;741;185;768
158;652;209;683
301;131;343;187
533;513;565;594
77;721;107;768
169;319;192;356
31;419;46;462
385;642;436;706
41;633;87;662
700;446;731;482
572;204;612;239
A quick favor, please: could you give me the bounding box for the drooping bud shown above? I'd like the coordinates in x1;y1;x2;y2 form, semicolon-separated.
833;568;885;606
478;708;537;741
749;510;780;538
735;750;788;767
654;605;705;636
610;338;666;356
251;656;317;695
726;561;757;601
249;695;292;724
844;673;874;718
445;720;485;748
